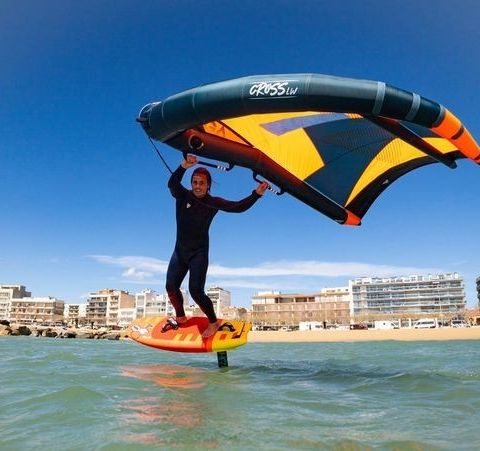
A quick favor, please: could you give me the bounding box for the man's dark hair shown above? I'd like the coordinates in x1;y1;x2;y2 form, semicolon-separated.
191;167;212;191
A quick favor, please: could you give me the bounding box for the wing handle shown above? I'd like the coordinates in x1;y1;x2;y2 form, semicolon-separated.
253;173;284;195
183;150;234;172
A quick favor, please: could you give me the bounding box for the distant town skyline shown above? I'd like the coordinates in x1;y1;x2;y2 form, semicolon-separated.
2;273;472;332
3;270;478;311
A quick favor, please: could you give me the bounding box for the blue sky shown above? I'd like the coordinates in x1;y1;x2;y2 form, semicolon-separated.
2;0;479;308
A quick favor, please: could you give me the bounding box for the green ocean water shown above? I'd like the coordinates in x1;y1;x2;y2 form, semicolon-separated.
1;337;480;450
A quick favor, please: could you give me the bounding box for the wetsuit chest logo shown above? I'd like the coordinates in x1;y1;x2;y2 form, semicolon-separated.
186;203;191;208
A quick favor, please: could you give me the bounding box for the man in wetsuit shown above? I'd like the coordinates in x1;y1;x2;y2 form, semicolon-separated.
166;154;268;338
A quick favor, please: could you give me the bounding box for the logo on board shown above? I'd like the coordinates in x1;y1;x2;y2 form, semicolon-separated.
248;81;300;98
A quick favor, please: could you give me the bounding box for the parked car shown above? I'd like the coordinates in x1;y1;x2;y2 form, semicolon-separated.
414;319;437;329
373;320;398;330
450;319;470;328
350;323;368;330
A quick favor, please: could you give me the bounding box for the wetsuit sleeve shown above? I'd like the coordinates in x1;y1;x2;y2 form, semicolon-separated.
211;191;261;213
168;165;188;199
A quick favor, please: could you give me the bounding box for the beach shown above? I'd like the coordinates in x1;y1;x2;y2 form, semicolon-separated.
250;326;480;342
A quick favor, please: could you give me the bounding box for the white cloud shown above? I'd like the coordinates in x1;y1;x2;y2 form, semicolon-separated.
121;267;154;281
89;255;168;273
208;260;443;277
88;255;168;284
88;254;443;281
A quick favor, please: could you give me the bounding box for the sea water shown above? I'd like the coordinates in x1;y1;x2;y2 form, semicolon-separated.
1;337;480;450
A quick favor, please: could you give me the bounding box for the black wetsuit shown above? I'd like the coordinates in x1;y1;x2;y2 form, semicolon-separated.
166;165;260;322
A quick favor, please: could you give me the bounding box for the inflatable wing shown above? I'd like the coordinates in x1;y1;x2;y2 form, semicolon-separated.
138;74;479;225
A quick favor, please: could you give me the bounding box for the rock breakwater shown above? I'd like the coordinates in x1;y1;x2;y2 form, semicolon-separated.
0;322;129;340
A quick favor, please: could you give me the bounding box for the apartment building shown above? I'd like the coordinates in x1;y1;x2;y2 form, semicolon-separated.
135;289;186;317
206;286;231;317
145;291;178;317
86;289;135;327
118;307;136;327
135;289;158;318
9;296;65;325
0;285;31;320
251;288;351;326
64;303;87;326
350;273;466;319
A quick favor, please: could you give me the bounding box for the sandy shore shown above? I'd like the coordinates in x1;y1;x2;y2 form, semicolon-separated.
249;327;480;343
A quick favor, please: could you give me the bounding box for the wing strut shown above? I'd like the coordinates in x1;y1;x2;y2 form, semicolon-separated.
366;116;457;169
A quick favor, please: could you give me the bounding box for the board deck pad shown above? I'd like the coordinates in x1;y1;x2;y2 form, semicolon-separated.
128;316;251;353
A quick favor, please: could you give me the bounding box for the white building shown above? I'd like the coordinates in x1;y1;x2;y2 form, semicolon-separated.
86;289;135;327
0;285;31;320
146;292;170;317
134;289;188;318
64;303;87;326
206;286;231;317
118;307;136;327
135;289;158;318
350;273;466;318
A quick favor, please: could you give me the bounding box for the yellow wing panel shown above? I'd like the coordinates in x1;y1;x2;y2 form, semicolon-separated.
423;137;457;153
345;138;424;207
202;121;250;145
223;112;325;181
345;135;459;208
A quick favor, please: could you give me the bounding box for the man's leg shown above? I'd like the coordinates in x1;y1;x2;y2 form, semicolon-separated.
188;251;219;337
165;250;189;321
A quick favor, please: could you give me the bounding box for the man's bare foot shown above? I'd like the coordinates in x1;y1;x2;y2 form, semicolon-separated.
176;316;188;324
202;321;220;338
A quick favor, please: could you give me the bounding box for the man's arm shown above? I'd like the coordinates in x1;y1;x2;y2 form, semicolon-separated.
212;182;268;213
167;155;198;199
168;166;187;199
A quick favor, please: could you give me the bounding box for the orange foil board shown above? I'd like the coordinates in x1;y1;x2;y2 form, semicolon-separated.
128;316;251;353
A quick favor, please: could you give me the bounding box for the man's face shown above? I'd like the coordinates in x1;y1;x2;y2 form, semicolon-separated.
191;174;209;198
